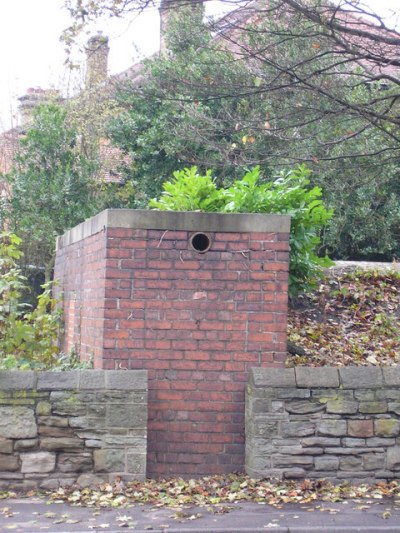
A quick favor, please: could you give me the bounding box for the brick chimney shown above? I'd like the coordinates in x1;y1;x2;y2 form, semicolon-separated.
159;0;204;54
85;34;110;89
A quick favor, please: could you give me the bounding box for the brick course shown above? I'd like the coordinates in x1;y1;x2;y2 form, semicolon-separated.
55;209;290;476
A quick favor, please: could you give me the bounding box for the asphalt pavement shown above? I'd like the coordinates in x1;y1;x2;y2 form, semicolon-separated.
1;495;400;532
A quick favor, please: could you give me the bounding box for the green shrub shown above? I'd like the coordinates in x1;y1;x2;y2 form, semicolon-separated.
0;232;63;370
149;165;333;296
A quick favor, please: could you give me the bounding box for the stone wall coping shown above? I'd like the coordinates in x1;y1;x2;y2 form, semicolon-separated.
56;209;291;249
249;367;397;389
0;370;147;391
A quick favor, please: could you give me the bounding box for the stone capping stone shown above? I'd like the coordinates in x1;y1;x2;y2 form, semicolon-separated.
249;368;296;388
105;370;148;390
250;367;400;390
0;371;36;390
56;208;291;249
296;367;339;388
339;367;383;389
0;370;147;391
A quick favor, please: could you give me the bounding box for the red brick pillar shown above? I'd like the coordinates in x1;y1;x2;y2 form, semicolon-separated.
55;209;291;476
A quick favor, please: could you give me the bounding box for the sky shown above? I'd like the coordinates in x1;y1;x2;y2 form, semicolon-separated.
0;0;398;133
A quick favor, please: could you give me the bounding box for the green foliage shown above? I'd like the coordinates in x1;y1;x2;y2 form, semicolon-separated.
107;4;399;261
149;167;224;212
1;103;99;281
0;232;63;370
150;165;333;296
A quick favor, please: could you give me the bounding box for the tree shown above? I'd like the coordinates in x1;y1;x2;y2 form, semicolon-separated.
0;103;99;282
65;0;400;260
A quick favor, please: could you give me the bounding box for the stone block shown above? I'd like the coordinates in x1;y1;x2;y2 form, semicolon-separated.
78;370;105;389
295;367;339;388
38;425;74;438
359;401;387;414
285;400;325;415
249;368;296;389
348;420;374;438
282;468;306;478
342;438;365;447
106;404;147;428
249;398;271;414
68;417;92;429
36;401;52;416
21;452;56;473
271;401;285;413
38;416;69;428
85;439;102;448
367;437;396;447
340;456;363;470
0;406;37;438
94;449;125;473
325;447;380;455
76;473;105;488
0;439;13;454
272;455;313;468
277;388;311;399
377;390;400;401
39;478;65;490
383;368;400;387
315;456;339;471
0;454;19;471
58;453;93;473
50;392;86;416
37;371;79;390
104;432;146;447
387;446;400;470
14;439;38;451
280;446;323;455
363;453;385;471
245;454;272;472
388;402;400;415
280;421;315;438
374;419;400;438
317;419;347;437
87;404;106;417
126;453;146;478
301;437;341;447
354;390;376;401
326;399;358;414
340;367;383;389
105;370;147;391
247;437;274;457
0;371;36;390
40;437;84;452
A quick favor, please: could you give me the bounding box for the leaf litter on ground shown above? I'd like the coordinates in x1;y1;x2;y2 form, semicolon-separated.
41;475;400;510
287;269;400;367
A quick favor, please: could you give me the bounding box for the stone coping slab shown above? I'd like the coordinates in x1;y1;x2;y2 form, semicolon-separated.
0;370;147;391
56;209;291;249
249;367;396;389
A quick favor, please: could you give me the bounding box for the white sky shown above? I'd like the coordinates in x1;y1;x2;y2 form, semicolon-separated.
0;0;398;132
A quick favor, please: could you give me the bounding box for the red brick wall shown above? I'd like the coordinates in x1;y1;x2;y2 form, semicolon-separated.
55;210;290;476
54;231;108;367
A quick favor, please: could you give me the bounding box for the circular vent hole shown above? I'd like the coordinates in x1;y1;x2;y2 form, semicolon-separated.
190;232;212;253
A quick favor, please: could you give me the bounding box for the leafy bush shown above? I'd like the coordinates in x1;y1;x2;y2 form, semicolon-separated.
149;165;333;296
0;232;63;370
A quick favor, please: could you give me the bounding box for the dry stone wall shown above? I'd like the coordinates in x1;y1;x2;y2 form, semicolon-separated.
0;370;147;490
246;367;400;481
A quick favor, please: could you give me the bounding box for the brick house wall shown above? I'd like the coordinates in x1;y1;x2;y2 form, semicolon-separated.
54;209;291;476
